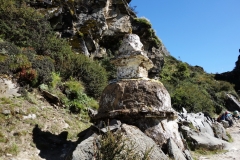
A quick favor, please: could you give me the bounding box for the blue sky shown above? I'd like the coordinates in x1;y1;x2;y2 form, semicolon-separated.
130;0;240;73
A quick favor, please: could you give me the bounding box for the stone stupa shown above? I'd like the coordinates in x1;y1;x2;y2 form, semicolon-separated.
89;34;184;150
91;34;177;123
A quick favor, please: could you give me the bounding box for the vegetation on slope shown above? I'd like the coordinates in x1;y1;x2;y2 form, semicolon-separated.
159;56;238;115
0;0;108;100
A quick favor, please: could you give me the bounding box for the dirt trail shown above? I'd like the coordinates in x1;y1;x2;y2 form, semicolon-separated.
198;121;240;160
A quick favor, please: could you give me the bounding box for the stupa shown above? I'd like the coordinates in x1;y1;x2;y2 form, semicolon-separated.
91;34;177;123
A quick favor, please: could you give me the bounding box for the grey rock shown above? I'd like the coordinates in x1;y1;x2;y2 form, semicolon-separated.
179;112;215;136
183;149;193;160
212;122;229;141
88;108;97;118
182;107;187;117
121;124;168;160
0;78;20;98
167;138;186;160
2;109;11;115
141;119;185;150
23;114;36;120
100;119;121;133
72;136;97;160
221;120;229;128
181;126;228;150
225;93;240;111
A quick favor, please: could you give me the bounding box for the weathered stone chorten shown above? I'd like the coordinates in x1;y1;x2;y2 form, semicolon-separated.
91;34;177;122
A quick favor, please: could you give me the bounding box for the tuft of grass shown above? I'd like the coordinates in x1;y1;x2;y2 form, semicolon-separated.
0;97;12;104
226;132;233;142
0;131;7;143
6;142;19;156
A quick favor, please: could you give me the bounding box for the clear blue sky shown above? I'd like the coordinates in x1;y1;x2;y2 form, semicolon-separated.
130;0;240;73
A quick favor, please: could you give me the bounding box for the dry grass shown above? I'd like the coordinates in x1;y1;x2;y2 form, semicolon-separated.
0;91;91;159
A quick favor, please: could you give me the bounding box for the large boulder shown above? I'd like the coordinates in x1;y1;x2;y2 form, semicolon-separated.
92;79;176;122
167;138;187;160
225;93;240;111
181;126;228;150
72;123;169;160
72;136;96;160
121;124;168;160
136;119;184;150
184;112;214;136
212;122;229;141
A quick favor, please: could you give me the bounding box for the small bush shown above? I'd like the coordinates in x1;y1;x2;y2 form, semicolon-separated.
172;82;215;115
96;130;151;160
10;54;31;72
133;18;152;28
98;56;117;80
0;41;20;55
69;54;108;98
63;78;99;113
31;55;55;85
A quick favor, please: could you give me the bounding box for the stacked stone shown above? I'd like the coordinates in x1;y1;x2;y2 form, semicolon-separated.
91;34;177;123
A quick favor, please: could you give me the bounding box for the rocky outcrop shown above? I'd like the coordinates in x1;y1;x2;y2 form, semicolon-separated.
167;138;187;160
121;124;168;160
72;122;169;160
215;55;240;93
212;122;229;141
72;136;96;160
225;93;240;111
29;0;168;77
181;126;228;150
178;108;229;151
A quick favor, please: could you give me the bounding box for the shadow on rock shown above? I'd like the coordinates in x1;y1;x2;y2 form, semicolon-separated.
32;124;78;160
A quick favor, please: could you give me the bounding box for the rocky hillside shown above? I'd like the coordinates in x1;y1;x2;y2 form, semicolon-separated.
159;55;239;115
215;55;240;94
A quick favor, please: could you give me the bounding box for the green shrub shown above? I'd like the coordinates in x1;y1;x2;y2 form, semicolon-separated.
173;62;190;80
133;18;152;28
10;54;31;72
160;55;238;115
0;0;73;60
31;55;55;85
171;82;215;115
99;56;117;80
63;78;99;113
69;54;108;98
0;41;20;55
50;72;62;89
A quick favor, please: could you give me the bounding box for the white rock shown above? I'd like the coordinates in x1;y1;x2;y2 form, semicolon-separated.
23;114;37;120
0;78;21;98
119;34;143;53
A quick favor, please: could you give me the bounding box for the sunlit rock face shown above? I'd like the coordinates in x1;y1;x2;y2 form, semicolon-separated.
0;77;20;98
29;0;168;77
